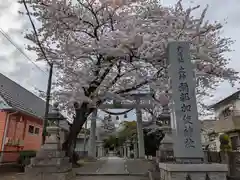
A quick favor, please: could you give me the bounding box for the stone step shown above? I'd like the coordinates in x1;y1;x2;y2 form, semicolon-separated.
76;172;149;176
76;175;150;180
25;164;72;173
31;157;70;166
35;150;66;158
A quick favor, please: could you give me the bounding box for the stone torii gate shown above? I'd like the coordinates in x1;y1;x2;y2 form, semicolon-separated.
88;92;153;159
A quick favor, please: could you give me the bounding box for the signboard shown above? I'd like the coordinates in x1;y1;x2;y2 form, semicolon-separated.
168;41;203;160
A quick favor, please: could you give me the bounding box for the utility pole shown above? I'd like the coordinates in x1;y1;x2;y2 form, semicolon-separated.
42;62;54;144
22;0;54;145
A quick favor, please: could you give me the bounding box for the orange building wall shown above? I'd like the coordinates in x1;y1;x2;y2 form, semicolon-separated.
0;111;43;162
5;112;43;151
23;116;43;150
0;111;7;151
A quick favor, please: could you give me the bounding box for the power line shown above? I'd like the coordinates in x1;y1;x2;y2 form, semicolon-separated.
26;82;45;94
22;0;51;66
0;28;50;95
0;28;48;75
0;28;57;82
0;26;56;102
22;0;54;145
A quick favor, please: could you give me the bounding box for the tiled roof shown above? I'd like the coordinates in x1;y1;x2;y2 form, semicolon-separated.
0;73;50;119
208;91;240;109
0;73;70;131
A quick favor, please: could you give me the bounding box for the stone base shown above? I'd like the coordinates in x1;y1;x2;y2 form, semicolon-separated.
25;160;75;179
159;163;228;180
26;151;72;173
25;164;72;173
23;124;75;180
25;169;75;180
25;150;75;180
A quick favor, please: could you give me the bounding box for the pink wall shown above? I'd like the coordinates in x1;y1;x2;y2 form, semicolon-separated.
22;115;43;150
5;112;43;151
0;111;43;162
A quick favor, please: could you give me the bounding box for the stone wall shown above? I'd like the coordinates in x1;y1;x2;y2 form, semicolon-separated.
159;163;228;180
160;169;226;180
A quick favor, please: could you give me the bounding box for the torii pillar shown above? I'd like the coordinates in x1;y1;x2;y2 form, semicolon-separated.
89;109;97;158
136;98;145;158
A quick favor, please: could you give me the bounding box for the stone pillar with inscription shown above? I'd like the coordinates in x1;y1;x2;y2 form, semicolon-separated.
169;42;203;163
24;103;75;180
158;42;228;180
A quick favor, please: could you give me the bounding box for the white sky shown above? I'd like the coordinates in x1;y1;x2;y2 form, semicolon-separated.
0;0;240;120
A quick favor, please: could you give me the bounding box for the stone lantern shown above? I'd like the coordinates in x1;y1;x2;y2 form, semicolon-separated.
24;103;75;180
47;103;66;125
157;107;174;162
96;140;104;157
132;139;138;158
125;139;131;158
47;103;67;147
123;142;127;158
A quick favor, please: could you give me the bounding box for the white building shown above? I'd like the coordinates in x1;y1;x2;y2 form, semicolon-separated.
209;91;240;151
200;120;220;151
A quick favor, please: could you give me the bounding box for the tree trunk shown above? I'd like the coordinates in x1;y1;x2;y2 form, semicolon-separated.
62;102;91;164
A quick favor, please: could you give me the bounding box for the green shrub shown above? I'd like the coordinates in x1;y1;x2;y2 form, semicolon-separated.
219;134;232;152
18;150;37;166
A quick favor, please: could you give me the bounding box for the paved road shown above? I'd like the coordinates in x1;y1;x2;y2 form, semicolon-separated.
0;157;151;180
76;156;150;180
96;156;127;174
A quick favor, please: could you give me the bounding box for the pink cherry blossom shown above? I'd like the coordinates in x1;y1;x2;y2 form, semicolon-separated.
19;0;240;153
20;0;239;115
158;93;169;106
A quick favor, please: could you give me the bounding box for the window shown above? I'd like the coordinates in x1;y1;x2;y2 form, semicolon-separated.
28;125;34;134
222;108;231;118
35;128;40;135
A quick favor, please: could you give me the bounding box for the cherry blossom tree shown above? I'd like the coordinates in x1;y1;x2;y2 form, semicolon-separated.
20;0;238;161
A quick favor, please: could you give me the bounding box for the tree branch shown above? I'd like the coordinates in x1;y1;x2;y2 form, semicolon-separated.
41;2;95;28
87;57;115;96
115;67;164;94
